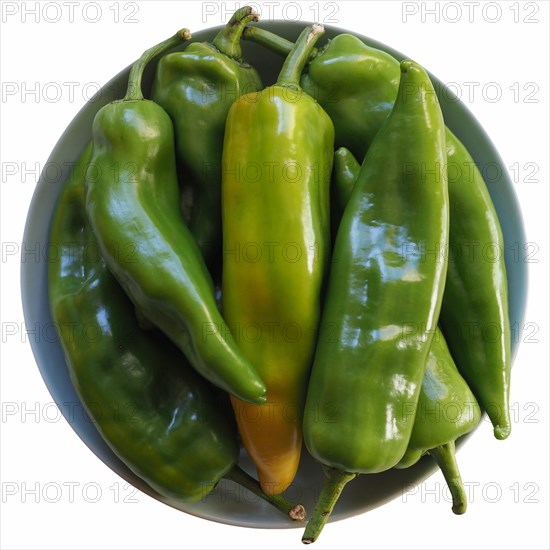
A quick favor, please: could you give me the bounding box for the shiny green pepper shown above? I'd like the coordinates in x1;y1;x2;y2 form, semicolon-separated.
441;129;512;440
245;26;512;440
302;33;400;159
331;148;481;515
395;328;482;515
84;30;266;404
48;144;304;520
243;29;399;159
302;60;449;543
331;146;360;234
221;24;333;495
152;7;263;271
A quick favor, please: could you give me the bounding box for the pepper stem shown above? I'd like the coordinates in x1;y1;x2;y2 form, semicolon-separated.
224;465;306;521
276;24;325;87
428;441;467;515
212;6;259;62
124;28;191;101
302;467;356;544
242;26;322;60
242;26;291;56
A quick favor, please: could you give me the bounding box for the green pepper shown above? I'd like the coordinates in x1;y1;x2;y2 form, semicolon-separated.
48;145;304;520
331;148;481;515
441;129;512;440
331;146;360;234
151;6;263;272
395;327;482;515
84;30;266;404
302;59;449;543
221;24;333;495
245;26;512;439
243;29;399;159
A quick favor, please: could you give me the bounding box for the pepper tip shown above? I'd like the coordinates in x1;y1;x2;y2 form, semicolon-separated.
452;501;467;515
253;387;268;404
493;424;511;440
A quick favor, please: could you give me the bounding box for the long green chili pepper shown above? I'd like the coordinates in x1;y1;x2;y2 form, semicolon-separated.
333;142;481;514
152;7;263;272
332;148;482;517
331;146;360;234
49;145;304;520
244;25;512;439
441;129;511;440
222;24;333;495
84;29;267;404
395;328;482;515
302;59;449;544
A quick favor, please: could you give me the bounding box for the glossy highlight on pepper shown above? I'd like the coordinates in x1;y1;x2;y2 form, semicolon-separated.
302;59;449;543
395;327;482;515
245;25;513;440
152;6;263;272
48;144;305;520
331;151;480;515
84;28;267;404
222;23;333;495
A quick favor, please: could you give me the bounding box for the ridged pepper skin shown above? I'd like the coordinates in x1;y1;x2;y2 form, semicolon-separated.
301;60;449;543
221;25;333;495
84;31;266;404
49;145;239;503
152;7;263;271
245;27;512;440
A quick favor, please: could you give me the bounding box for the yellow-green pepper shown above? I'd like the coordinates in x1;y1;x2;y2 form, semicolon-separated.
221;24;333;495
49;144;304;520
246;26;513;440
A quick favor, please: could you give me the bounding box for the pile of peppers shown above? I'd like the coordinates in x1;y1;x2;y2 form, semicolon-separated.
48;8;513;544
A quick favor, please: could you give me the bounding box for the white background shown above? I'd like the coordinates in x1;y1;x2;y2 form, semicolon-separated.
1;1;548;549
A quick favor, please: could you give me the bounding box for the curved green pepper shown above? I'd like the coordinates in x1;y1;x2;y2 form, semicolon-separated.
331;146;360;233
395;328;481;515
48;145;304;520
221;24;333;495
441;129;511;440
245;26;512;439
84;30;266;404
302;60;449;543
152;7;263;271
